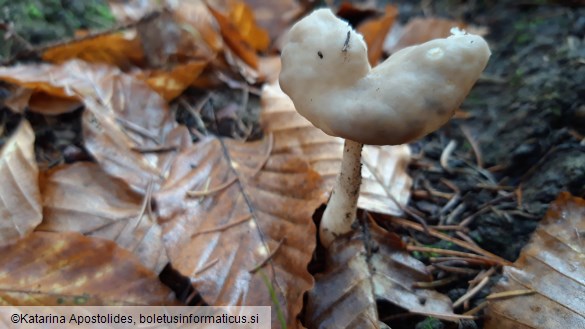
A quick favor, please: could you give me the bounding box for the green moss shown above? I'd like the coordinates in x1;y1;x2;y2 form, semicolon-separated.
74;294;89;305
415;317;444;329
0;0;116;60
25;3;44;19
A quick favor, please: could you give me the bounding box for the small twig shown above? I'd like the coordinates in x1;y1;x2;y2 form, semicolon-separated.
187;176;238;197
459;194;514;227
439;178;460;194
444;202;466;225
179;96;209;136
131;145;178;153
434;264;480;275
475;183;515;191
469;266;496;286
486;289;535;300
249;133;273;178
515;185;524;209
407;245;511;266
463;301;488;316
249;238;286;273
430;256;494;266
505;209;539;219
132;179;154;231
423;179;453;199
391;217;512;265
456;231;479;247
194;258;219;276
413;276;458;288
428;225;467;232
489;206;513;223
412;189;431;199
440;140;457;173
439;193;461;216
191;214;252;236
116;118;162;145
460;125;484;168
453;276;490;308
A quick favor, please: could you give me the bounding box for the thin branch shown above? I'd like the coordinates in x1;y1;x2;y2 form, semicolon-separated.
249;238;286;273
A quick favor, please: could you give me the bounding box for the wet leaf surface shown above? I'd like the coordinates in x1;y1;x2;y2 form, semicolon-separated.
305;219;455;328
485;192;585;329
0;120;42;248
155;136;326;329
39;162;167;273
0;231;177;305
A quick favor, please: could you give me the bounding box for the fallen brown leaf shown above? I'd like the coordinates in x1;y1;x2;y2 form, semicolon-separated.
358;5;398;66
0;231;177;305
207;4;259;69
305;219;456;328
0;60;189;193
173;1;224;55
384;17;467;54
237;0;302;43
155;136;326;329
39;162;168;273
485;192;585;329
227;0;270;52
0;120;42;248
261;81;412;216
141;60;209;101
108;0;161;24
42;32;145;70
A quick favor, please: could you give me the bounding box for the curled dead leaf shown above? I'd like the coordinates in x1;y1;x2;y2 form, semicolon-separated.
0;120;42;248
40;162;168;273
485;192;585;329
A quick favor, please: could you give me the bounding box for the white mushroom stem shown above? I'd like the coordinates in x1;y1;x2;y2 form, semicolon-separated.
320;139;363;247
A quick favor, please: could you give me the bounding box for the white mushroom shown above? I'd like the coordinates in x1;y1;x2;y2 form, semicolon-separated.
279;9;491;247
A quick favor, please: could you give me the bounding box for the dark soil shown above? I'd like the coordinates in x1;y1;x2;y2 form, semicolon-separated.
1;0;584;328
385;0;585;328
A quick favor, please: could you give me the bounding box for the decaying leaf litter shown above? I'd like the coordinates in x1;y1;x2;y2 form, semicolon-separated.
0;0;584;328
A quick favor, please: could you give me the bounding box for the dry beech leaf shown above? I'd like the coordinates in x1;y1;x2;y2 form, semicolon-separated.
0;231;177;305
173;1;224;55
28;93;83;115
336;2;380;26
358;5;398;66
108;0;162;24
0;120;42;248
137;10;183;67
129;3;220;65
141;60;209;101
261;81;412;216
39;162;168;274
485;192;585;329
3;87;32;114
305;219;454;328
155;136;327;329
224;0;301;42
0;65;79;100
0;60;189;193
384;17;467;54
227;1;270;52
207;4;259;69
42;32;145;70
